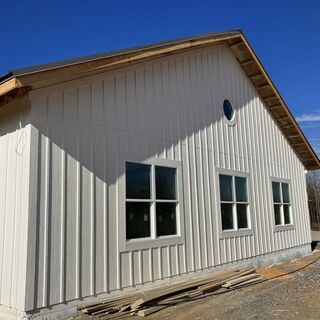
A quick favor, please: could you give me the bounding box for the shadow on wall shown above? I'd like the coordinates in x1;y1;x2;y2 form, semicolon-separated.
32;48;259;186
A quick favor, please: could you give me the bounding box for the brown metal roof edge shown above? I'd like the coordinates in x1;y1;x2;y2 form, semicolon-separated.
0;32;243;97
0;30;242;82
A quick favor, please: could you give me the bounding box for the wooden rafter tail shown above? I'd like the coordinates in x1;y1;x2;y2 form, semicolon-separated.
0;85;31;108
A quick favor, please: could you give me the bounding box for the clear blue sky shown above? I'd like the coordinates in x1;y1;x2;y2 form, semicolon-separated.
2;0;319;157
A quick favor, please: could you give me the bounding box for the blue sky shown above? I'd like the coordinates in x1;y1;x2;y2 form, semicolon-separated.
1;0;319;156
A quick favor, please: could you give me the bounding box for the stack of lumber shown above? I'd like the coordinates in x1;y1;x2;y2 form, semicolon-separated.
78;267;262;318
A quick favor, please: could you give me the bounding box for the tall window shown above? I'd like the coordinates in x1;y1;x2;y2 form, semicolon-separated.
125;162;178;240
219;174;250;231
272;181;292;226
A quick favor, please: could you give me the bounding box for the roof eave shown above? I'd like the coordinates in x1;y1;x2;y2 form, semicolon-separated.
226;34;320;170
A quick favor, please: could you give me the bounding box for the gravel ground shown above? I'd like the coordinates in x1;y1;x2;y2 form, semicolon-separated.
146;249;320;320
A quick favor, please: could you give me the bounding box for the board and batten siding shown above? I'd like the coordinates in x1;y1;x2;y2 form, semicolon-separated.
26;44;311;310
0;100;31;311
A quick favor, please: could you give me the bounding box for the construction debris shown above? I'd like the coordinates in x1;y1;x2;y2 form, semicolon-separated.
78;267;262;318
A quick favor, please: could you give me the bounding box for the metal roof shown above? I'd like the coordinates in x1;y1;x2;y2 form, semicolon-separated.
0;30;241;84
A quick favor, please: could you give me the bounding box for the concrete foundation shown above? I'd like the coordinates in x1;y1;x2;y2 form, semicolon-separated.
0;244;311;320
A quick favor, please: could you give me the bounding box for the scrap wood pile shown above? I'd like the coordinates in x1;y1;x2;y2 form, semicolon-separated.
78;267;262;318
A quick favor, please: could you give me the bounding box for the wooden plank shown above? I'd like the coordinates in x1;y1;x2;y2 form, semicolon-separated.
82;268;240;314
196;278;231;294
83;268;259;318
137;305;168;317
0;78;22;96
228;277;263;289
222;273;259;287
130;269;240;309
91;307;116;316
80;293;145;313
119;304;132;312
198;267;255;293
161;291;196;302
79;290;148;309
99;311;135;319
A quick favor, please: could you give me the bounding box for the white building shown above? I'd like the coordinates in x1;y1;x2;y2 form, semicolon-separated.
0;30;319;319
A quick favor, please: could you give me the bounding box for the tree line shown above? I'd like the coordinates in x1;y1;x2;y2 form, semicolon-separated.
307;170;320;230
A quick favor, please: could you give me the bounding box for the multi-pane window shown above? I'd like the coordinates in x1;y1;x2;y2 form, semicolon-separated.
272;181;292;226
219;174;250;231
125;162;178;240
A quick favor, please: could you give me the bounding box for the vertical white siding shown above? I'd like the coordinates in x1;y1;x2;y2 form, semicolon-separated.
0;100;31;311
26;44;311;310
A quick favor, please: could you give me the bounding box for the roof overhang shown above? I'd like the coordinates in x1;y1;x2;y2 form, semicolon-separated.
0;30;319;170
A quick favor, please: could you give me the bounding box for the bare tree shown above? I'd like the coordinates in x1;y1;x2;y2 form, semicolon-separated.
306;170;320;230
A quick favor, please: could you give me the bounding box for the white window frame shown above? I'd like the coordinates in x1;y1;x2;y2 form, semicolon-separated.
216;168;253;238
119;156;184;251
222;98;237;127
271;178;294;231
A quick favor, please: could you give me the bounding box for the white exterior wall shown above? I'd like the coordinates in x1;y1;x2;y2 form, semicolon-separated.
26;44;311;311
0;99;31;311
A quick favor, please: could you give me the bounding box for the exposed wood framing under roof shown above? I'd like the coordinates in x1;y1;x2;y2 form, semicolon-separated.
0;30;319;169
0;86;31;106
225;34;320;170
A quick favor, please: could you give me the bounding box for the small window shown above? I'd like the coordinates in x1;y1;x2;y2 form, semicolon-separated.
223;99;234;121
126;162;178;240
219;174;249;231
272;181;292;226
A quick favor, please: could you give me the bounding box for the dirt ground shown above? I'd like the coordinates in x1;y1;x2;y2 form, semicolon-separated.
144;247;320;320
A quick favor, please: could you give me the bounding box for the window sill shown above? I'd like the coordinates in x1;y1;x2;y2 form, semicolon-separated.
274;224;295;232
220;229;253;239
121;235;184;251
